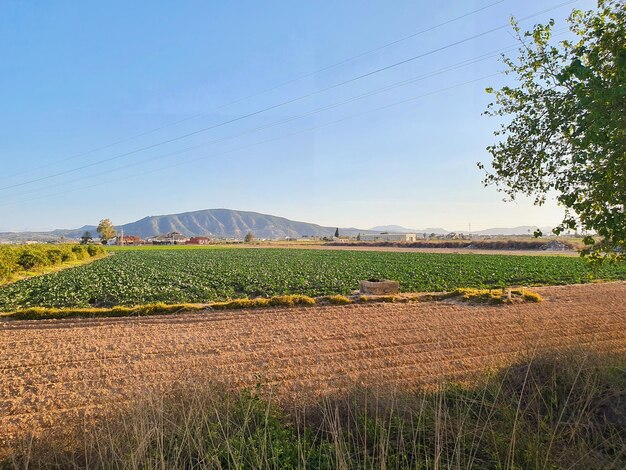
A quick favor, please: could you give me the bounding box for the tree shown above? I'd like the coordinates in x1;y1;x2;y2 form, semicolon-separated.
244;231;255;243
97;219;116;245
356;233;361;241
80;231;93;245
334;228;340;238
480;0;625;261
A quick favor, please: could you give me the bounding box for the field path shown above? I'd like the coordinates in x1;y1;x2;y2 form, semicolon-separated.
1;282;625;446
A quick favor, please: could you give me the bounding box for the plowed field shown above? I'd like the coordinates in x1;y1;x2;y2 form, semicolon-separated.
1;282;625;447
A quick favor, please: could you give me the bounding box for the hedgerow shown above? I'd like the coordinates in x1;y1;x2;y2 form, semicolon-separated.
0;244;105;283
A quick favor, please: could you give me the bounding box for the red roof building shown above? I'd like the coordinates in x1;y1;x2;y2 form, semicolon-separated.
186;236;211;245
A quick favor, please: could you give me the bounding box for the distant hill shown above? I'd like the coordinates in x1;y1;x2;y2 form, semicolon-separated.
113;209;347;239
369;225;417;233
471;226;553;236
35;209;371;240
369;225;449;235
0;209;556;242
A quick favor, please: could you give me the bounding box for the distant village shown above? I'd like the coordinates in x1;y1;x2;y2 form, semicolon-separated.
0;228;520;246
107;230;475;246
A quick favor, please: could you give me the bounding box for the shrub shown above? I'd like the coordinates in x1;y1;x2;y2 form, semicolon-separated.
17;250;47;270
45;249;63;265
86;245;102;257
60;250;76;262
0;260;10;282
71;245;87;259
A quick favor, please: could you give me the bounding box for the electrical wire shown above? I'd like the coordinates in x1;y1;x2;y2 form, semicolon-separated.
0;0;578;193
1;73;500;208
0;0;508;182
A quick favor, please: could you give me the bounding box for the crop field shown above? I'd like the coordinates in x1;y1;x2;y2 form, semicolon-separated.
1;247;626;310
1;282;625;450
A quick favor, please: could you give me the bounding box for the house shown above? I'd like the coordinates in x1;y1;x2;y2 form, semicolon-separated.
148;232;190;245
360;233;417;242
113;235;144;246
186;236;211;245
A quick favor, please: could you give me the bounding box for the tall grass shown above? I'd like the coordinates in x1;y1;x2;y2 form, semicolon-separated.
3;351;624;469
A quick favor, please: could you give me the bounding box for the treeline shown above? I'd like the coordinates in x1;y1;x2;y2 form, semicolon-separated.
329;239;577;250
0;244;105;282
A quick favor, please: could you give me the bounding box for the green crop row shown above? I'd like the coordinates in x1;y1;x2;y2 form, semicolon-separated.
0;247;625;310
0;244;105;283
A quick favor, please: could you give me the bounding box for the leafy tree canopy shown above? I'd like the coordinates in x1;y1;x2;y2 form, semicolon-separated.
80;231;93;245
96;219;116;244
481;0;625;261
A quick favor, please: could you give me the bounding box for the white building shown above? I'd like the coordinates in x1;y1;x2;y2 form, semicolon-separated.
360;233;417;242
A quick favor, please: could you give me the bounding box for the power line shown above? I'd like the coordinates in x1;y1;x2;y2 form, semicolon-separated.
3;23;570;202
0;0;508;182
0;0;578;193
5;43;521;201
1;73;499;208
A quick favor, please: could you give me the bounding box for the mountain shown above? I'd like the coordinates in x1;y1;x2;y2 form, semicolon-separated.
369;225;418;233
418;227;450;235
369;225;449;235
115;209;346;239
40;209;371;240
471;226;553;236
0;209;556;242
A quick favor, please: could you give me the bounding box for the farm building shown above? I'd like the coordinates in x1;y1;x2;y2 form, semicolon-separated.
360;233;418;242
110;235;144;246
148;232;190;245
186;236;211;245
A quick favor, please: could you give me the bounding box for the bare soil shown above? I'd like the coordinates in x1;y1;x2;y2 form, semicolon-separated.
1;282;624;446
250;242;579;256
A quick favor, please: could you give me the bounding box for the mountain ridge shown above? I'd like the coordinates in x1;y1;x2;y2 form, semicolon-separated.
0;209;554;241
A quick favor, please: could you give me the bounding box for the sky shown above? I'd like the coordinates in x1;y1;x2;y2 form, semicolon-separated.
0;0;596;232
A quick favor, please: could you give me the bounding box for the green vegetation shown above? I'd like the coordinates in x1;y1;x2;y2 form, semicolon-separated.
6;352;625;469
0;244;105;284
96;218;116;244
1;247;624;310
482;0;626;260
451;287;544;304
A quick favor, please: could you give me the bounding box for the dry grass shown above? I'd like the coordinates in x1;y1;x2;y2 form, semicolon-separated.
0;282;624;454
3;350;624;469
452;287;544;304
322;294;353;305
0;288;546;319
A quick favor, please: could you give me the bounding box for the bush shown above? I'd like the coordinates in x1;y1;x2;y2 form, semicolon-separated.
17;250;47;270
45;249;63;265
0;260;10;282
71;245;88;259
0;244;103;283
86;245;102;257
60;250;76;262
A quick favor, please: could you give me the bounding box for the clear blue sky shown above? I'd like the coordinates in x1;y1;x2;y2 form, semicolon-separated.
0;0;595;232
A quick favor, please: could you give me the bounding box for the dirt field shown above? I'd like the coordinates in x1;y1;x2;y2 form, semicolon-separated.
251;242;579;256
1;282;624;447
